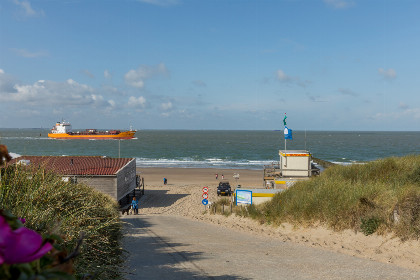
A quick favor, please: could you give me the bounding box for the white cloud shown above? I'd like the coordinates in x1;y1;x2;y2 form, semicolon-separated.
399;102;409;110
378;68;397;80
160;101;173;110
13;0;44;17
0;78;113;108
111;100;118;107
0;69;18;93
276;69;310;88
372;107;420;121
104;70;112;79
11;48;48;58
124;70;145;88
124;63;169;88
128;96;146;108
324;0;355;9
277;70;291;82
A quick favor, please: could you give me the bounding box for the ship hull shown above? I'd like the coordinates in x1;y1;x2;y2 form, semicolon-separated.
48;131;136;140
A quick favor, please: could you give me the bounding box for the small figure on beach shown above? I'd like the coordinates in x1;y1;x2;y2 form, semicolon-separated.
163;177;167;185
222;174;224;180
215;173;218;180
131;197;139;215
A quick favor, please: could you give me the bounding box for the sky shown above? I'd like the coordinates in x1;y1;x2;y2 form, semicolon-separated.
0;0;419;131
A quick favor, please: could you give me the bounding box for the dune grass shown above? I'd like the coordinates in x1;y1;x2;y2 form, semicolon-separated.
236;155;420;239
0;165;124;279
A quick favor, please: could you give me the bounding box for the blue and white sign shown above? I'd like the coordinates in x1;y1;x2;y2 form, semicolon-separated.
284;126;293;140
202;199;209;205
236;190;252;205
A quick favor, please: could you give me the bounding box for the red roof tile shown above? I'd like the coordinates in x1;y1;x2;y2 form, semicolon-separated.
9;156;134;176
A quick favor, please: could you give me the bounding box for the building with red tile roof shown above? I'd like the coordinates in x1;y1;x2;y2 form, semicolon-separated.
10;156;138;202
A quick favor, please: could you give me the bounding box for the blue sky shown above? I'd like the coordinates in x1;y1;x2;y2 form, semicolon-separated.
0;0;419;131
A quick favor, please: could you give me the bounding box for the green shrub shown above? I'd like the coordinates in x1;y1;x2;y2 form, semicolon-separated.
360;217;381;236
0;165;123;280
241;155;420;240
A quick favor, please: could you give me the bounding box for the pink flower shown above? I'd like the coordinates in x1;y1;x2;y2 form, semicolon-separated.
0;216;52;265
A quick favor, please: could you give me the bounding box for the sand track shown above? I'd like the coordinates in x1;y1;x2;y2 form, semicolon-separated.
130;184;420;273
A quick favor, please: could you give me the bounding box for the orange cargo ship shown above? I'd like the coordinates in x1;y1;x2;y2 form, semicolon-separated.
48;121;136;139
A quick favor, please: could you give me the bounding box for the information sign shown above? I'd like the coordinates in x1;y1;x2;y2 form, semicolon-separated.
236;190;252;205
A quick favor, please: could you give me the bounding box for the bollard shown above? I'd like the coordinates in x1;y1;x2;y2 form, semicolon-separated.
222;204;224;214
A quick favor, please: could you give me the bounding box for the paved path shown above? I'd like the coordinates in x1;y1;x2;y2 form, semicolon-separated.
122;215;420;280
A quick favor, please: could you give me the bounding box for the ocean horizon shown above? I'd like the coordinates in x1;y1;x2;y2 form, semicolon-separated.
1;129;419;170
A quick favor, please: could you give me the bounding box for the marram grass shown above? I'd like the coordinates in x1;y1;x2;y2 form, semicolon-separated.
237;155;420;239
0;165;124;280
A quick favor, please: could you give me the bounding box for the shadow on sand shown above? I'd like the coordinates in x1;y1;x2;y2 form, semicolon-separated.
139;189;190;209
122;216;249;280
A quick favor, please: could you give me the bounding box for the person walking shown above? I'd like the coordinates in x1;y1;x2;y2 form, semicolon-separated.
131;197;139;215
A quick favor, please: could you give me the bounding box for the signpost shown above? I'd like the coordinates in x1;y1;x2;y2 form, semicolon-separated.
202;187;209;209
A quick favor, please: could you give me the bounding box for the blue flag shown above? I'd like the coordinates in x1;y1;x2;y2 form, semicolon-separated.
284;127;292;140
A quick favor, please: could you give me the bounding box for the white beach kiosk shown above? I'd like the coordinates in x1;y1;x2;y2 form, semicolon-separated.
279;150;311;177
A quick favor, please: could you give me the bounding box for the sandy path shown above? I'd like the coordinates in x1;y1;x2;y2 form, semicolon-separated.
122;214;420;280
121;175;420;277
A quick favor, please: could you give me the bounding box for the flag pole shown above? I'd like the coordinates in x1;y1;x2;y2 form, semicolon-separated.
283;113;287;167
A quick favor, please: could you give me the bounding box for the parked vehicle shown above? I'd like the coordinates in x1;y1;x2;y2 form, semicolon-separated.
217;181;232;196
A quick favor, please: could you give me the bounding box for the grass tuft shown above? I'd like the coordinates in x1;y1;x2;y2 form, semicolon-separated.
236;155;420;240
0;165;123;280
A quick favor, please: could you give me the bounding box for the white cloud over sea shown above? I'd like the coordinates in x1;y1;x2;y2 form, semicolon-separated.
378;68;397;80
0;70;115;110
124;63;169;88
13;0;45;17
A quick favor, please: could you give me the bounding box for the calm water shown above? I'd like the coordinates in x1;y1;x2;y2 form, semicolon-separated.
0;129;419;169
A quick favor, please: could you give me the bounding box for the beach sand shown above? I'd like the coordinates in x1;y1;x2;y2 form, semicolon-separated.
138;167;263;187
136;167;420;272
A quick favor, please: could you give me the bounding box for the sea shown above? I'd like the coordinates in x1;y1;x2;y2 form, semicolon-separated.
0;129;419;170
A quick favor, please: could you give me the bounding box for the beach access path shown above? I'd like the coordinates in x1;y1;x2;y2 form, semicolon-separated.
122;214;420;280
121;168;420;279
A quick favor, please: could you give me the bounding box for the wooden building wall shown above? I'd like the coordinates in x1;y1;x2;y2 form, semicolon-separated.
77;176;117;199
116;159;137;201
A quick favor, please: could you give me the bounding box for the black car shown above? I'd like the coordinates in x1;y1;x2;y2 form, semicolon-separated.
217;181;232;196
